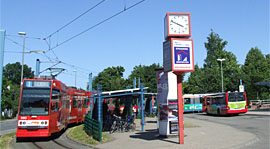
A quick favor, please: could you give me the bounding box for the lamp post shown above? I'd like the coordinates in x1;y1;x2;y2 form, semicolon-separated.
73;70;77;87
217;58;225;92
18;32;26;86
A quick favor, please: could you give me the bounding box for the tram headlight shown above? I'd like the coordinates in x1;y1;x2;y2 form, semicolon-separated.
19;121;22;125
23;121;26;125
41;121;44;125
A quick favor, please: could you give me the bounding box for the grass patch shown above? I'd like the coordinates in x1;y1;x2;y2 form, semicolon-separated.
0;132;16;149
68;124;111;146
184;122;199;128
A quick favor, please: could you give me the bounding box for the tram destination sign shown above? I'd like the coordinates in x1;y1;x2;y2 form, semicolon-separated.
163;38;194;74
25;81;51;88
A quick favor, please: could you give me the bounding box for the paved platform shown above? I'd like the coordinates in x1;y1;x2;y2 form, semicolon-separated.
96;116;257;149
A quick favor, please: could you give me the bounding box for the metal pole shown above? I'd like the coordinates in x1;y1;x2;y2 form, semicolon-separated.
133;78;136;89
217;59;225;92
177;74;184;144
97;85;102;123
75;71;77;87
88;73;92;91
20;34;26;86
90;94;93;118
140;84;144;131
221;60;224;92
35;59;40;77
0;30;6;120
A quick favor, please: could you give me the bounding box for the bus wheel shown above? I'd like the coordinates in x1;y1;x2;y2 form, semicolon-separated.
217;109;220;116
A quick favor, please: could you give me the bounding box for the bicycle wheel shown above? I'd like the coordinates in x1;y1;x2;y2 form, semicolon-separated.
131;122;136;132
110;121;117;134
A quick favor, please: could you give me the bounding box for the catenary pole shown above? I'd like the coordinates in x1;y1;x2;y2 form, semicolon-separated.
0;30;6;119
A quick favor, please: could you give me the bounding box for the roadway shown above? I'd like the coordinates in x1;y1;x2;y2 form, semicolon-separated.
1;111;269;149
184;112;270;149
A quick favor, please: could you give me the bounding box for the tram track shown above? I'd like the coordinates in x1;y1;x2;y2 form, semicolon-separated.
29;139;73;149
13;127;91;149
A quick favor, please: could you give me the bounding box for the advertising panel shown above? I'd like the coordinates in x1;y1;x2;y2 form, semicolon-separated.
163;38;194;74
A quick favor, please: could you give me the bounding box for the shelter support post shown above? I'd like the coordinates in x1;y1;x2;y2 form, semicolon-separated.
140;84;145;131
97;85;103;125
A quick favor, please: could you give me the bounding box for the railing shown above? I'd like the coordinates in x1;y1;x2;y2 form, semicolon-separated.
84;114;102;141
250;100;270;105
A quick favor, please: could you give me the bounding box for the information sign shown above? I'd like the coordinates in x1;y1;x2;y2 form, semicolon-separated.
163;38;194;74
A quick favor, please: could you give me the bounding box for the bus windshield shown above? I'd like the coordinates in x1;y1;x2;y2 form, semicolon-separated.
228;92;245;102
19;88;51;116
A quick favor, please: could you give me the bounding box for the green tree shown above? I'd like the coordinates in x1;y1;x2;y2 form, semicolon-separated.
1;62;34;118
3;62;34;86
201;31;242;93
242;47;269;101
184;64;203;94
92;66;126;91
127;63;161;93
1;78;20;117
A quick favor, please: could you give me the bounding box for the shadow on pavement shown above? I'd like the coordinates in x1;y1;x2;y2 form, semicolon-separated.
145;120;157;124
129;129;179;144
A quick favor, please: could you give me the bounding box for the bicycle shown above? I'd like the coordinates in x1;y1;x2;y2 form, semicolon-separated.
123;115;136;132
110;114;123;134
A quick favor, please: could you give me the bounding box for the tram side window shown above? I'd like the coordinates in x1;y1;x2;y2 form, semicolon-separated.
52;89;60;100
73;96;77;108
51;89;60;112
83;98;88;108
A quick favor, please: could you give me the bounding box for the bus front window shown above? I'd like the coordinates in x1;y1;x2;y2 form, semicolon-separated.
19;88;51;116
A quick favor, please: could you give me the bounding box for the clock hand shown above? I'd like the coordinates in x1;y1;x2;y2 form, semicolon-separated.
171;20;184;27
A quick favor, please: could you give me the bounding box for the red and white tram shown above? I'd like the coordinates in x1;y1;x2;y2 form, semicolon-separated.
16;78;92;138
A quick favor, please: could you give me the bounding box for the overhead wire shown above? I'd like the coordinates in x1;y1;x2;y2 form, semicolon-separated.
5;0;146;82
5;34;95;77
5;37;55;63
47;0;146;52
45;0;106;40
6;34;45;40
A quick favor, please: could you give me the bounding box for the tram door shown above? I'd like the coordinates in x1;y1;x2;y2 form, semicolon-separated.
78;96;83;120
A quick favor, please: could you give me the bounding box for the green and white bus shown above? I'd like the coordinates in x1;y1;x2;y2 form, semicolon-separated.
203;92;248;115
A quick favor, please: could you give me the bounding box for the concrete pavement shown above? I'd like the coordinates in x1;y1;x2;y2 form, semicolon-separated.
246;109;270;116
96;116;258;149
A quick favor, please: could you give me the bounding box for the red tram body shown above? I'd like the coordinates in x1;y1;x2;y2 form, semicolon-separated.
16;78;92;138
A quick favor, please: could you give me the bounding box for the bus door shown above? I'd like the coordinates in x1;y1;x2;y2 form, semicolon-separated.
206;97;211;113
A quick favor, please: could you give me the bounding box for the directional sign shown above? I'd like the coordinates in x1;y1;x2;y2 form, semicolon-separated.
163;38;194;74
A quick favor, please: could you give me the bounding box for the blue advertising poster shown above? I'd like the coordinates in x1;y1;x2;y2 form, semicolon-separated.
174;47;190;64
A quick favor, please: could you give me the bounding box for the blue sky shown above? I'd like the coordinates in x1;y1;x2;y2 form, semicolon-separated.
1;0;269;90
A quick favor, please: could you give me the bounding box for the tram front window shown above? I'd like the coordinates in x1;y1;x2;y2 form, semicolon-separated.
19;88;51;116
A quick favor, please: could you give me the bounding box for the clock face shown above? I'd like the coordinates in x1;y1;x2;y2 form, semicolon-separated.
168;14;190;35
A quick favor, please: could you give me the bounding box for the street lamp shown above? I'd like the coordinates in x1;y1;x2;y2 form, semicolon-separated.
217;58;225;92
73;70;77;87
18;32;26;86
27;50;45;54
